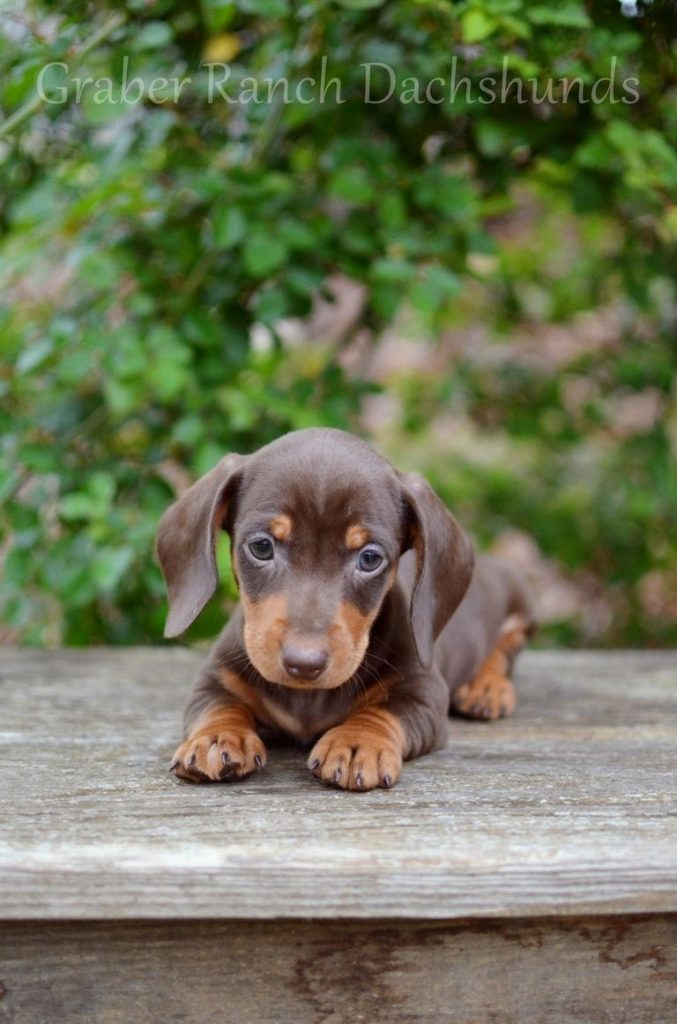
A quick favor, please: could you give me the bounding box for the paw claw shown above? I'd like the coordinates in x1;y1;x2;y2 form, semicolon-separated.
308;723;402;791
171;730;266;783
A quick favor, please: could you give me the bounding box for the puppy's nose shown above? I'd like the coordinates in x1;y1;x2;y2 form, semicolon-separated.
281;644;329;681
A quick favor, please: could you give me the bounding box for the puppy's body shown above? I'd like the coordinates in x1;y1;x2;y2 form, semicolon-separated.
157;428;535;790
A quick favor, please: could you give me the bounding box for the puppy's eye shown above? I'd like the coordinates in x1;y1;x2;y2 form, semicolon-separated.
248;537;274;561
357;546;385;573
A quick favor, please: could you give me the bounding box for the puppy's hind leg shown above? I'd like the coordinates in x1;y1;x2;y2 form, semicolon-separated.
449;615;531;721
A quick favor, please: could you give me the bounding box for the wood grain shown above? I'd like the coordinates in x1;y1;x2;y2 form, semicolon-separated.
0;916;675;1024
0;648;676;920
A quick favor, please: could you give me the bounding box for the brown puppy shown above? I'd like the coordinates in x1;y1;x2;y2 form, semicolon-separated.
157;428;535;791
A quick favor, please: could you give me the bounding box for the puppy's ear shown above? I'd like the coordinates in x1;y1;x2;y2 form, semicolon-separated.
400;472;474;668
156;454;246;638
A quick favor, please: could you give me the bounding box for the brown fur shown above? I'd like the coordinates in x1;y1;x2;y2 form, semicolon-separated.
157;428;536;790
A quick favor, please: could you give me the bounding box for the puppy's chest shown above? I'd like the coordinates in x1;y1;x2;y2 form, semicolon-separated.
258;687;353;743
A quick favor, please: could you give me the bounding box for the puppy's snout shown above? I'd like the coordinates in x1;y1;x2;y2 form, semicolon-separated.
281;643;329;681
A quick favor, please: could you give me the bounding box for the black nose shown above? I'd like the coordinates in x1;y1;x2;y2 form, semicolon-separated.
281;644;329;681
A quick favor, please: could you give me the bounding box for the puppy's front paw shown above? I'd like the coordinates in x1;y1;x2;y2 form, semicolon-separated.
308;710;404;791
170;729;267;783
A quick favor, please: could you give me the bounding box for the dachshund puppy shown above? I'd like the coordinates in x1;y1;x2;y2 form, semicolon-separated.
157;428;535;791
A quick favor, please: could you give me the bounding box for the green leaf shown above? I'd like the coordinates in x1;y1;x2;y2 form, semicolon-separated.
201;0;236;32
336;0;386;8
372;258;412;283
460;10;497;43
409;265;460;316
91;547;135;591
103;379;140;417
475;121;512;158
328;166;374;205
277;219;316;251
59;493;98;521
378;193;406;230
88;473;116;505
527;6;591;28
16;340;52;374
153;359;191;400
212;205;247;249
0;468;21;504
243;231;287;276
79;251;121;289
134;21;173;50
3;548;32;587
238;0;289;15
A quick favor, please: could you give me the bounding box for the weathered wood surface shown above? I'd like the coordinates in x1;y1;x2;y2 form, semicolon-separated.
1;915;676;1024
0;648;675;920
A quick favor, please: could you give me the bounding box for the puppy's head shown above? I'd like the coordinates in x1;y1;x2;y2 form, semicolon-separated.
156;428;473;687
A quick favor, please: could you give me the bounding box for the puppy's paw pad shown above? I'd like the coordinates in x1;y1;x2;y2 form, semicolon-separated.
451;674;516;721
308;727;402;791
170;731;267;783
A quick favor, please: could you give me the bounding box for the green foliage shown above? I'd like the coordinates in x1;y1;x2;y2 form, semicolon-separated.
0;0;674;646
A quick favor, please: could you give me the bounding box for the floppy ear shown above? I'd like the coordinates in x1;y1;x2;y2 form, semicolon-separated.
400;472;474;668
155;454;246;638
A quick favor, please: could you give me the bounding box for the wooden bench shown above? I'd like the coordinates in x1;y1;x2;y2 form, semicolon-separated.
1;648;675;1023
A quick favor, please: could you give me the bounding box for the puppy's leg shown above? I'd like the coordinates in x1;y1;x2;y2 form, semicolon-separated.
170;668;267;783
450;614;530;721
308;670;449;792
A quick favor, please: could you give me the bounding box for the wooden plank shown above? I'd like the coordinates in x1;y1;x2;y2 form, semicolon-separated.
0;916;675;1024
0;648;676;920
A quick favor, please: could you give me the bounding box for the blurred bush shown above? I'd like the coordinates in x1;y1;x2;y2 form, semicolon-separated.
0;0;674;646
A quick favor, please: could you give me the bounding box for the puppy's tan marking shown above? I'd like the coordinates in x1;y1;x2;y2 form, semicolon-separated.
269;514;292;542
498;613;531;659
450;646;516;721
222;666;394;741
241;591;289;682
170;703;267;783
309;706;406;791
335;600;376;649
220;667;311;738
219;669;274;726
333;566;396;652
356;679;392;710
345;524;369;549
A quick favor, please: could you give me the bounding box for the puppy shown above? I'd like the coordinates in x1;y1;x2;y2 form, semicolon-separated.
157;428;535;791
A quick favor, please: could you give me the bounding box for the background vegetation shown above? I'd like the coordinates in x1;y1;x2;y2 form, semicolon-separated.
1;0;675;647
